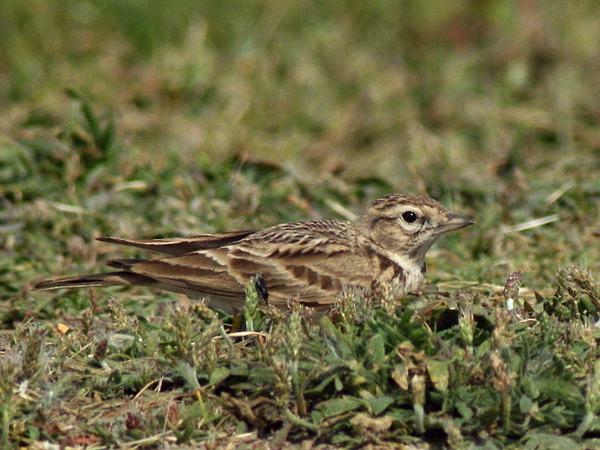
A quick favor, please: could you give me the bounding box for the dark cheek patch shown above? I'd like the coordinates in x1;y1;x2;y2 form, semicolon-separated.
370;217;399;242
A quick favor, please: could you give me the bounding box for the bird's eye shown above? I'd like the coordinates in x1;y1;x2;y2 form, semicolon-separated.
401;211;418;223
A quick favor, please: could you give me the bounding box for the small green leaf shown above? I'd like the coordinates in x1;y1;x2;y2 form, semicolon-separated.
522;377;541;399
249;367;277;384
476;339;491;358
391;364;409;390
311;410;323;425
366;395;395;415
367;334;385;365
426;360;449;392
208;367;230;386
522;433;579;450
519;395;533;414
319;316;355;360
335;376;343;391
307;372;339;394
537;378;585;406
455;402;473;420
318;397;362;418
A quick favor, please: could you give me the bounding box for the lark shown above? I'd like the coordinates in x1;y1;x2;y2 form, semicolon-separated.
33;194;474;312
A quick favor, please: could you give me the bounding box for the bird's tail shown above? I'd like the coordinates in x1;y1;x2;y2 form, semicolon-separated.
33;271;149;291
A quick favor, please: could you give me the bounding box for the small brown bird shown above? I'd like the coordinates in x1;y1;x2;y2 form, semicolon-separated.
34;194;474;312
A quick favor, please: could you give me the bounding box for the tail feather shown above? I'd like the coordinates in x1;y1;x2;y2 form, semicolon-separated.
97;230;256;256
33;271;151;291
106;259;146;270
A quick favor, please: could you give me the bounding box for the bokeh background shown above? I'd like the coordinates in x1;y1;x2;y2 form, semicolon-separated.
3;0;599;179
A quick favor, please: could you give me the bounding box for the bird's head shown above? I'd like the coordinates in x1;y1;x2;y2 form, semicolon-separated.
356;193;474;261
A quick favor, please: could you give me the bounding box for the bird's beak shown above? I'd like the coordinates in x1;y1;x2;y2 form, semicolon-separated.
440;213;475;233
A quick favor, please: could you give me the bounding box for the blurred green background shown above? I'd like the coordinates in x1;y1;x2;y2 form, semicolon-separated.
2;0;599;181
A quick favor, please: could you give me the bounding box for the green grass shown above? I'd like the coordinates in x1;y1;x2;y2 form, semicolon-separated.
2;0;600;448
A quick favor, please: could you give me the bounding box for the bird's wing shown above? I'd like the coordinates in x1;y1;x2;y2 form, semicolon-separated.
121;220;377;308
97;229;258;256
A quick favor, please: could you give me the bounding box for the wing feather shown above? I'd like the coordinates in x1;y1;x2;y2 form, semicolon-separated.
97;229;257;256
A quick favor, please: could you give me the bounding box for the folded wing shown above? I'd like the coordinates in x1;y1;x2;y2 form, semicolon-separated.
34;220;377;312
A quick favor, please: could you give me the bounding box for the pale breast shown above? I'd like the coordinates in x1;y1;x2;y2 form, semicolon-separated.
370;249;425;298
